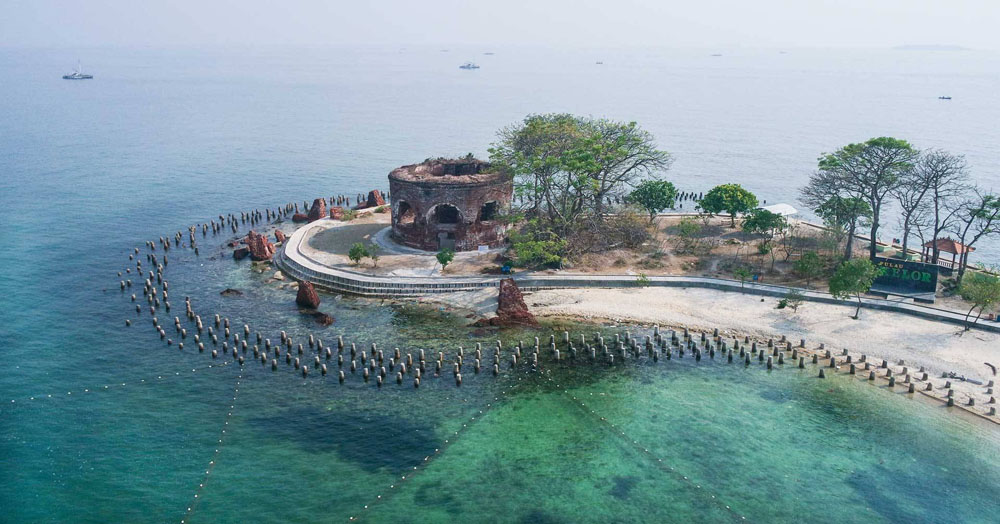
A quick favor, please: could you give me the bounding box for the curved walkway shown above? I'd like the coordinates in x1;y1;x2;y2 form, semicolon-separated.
275;219;1000;333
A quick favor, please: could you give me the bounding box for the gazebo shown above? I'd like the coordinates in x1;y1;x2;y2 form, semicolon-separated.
921;237;975;270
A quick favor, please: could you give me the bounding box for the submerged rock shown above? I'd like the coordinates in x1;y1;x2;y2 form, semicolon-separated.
306;198;326;222
292;213;309;223
274;230;287;244
220;288;243;297
246;230;276;261
296;280;320;309
302;310;334;326
232;247;250;260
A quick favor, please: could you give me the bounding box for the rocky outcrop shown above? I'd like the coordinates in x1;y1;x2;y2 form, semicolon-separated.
220;288;243;297
292;213;309;223
232;247;250;260
329;207;344;220
274;230;287;244
365;190;386;208
495;278;538;326
246;230;275;261
296;280;320;309
307;198;326;222
474;278;538;327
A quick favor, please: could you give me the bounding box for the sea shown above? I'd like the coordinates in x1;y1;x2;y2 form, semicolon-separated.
2;45;999;523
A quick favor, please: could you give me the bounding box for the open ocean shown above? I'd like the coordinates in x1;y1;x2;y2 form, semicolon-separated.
2;46;1000;523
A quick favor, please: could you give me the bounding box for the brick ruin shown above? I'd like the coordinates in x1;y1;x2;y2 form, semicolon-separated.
388;157;513;251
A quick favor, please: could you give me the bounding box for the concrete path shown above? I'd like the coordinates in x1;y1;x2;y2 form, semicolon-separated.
275;219;1000;333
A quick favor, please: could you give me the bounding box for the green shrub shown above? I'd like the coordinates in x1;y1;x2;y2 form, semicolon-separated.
511;239;566;269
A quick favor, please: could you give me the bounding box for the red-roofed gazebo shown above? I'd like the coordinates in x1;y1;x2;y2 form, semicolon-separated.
922;237;975;270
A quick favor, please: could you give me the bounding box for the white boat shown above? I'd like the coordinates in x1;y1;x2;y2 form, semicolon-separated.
63;61;93;80
459;62;480;70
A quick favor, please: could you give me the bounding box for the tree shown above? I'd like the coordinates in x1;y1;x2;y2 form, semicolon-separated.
950;189;1000;281
781;289;805;312
742;208;788;271
734;266;752;292
892;163;935;258
629;179;678;223
436;248;455;272
813;137;919;261
699;184;759;227
794;251;824;288
367;243;380;268
490;114;671;233
958;272;1000;330
829;258;882;320
917;150;969;264
348;242;368;266
812;196;872;260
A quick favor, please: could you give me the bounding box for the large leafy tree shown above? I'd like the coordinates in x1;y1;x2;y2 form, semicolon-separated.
742;208;788;270
699;183;759;227
829;258;882;319
812;196;872;260
812;137;919;261
490;114;671;233
628;179;678;222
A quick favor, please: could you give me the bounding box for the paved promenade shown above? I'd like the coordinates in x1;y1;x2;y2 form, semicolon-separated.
275;219;1000;333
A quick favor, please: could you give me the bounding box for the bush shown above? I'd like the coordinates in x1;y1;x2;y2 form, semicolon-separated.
341;209;358;221
511;239;566;268
374;206;387;214
348;242;368;265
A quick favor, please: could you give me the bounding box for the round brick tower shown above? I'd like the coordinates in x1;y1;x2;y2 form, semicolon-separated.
388;157;513;251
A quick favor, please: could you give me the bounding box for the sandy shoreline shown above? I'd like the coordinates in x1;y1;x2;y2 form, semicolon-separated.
426;286;999;422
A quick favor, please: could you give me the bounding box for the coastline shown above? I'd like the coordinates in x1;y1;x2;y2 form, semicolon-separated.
424;286;1000;424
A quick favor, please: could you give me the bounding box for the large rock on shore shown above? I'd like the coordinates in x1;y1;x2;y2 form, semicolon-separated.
496;278;538;326
246;230;276;261
296;280;321;309
307;198;326;222
474;278;538;327
292;213;309;223
232;247;250;260
365;190;386;208
274;230;287;244
329;206;344;220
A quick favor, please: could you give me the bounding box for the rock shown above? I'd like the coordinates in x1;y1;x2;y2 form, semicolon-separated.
292;213;309;223
302;310;334;326
274;230;287;244
329;207;344;220
365;190;386;209
306;198;326;222
273;271;285;281
296;280;320;309
220;288;243;297
473;278;538;327
245;230;275;261
232;247;250;260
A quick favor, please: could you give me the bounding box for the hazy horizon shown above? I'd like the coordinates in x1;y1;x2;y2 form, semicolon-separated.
3;0;998;50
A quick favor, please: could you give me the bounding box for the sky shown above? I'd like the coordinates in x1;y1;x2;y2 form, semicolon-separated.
2;0;998;49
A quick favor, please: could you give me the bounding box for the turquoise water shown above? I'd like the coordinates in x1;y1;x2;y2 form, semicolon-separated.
2;45;1000;522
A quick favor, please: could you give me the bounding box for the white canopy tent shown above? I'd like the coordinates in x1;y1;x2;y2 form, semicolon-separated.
761;203;798;217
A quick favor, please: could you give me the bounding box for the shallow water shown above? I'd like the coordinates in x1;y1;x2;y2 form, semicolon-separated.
2;45;1000;523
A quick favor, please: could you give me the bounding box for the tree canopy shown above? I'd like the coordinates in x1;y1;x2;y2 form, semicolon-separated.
628;179;678;222
829;258;882;319
809;137;918;261
958;272;1000;330
699;184;759;227
490;113;671;233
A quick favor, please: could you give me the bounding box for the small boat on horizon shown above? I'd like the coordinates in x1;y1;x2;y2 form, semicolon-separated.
595;61;603;65
938;96;952;100
62;61;93;80
459;62;480;70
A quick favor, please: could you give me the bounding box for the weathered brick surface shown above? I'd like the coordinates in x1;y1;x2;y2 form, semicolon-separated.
388;158;512;251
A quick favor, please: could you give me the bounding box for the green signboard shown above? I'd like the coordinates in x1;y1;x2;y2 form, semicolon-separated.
873;257;938;294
